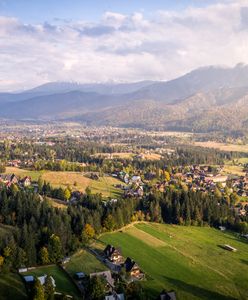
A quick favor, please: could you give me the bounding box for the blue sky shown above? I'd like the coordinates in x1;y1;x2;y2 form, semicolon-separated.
0;0;247;91
0;0;220;23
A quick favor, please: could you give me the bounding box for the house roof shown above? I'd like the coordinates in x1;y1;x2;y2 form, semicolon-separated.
90;271;114;287
105;293;125;300
124;257;139;272
23;275;34;283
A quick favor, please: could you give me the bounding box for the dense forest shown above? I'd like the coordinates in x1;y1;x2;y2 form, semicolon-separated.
0;183;247;272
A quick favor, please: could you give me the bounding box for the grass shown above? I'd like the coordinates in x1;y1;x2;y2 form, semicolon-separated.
93;152;162;160
222;165;246;176
42;172;123;198
0;273;27;300
65;249;107;277
100;223;248;300
4;167;124;198
195;141;248;153
4;167;43;181
23;265;80;299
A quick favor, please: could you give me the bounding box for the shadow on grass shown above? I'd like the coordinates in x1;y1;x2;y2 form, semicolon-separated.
223;233;248;246
163;276;238;300
240;259;248;265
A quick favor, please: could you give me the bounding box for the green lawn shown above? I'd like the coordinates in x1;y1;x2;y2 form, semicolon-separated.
65;249;107;277
0;273;27;300
100;223;248;300
23;265;80;299
4;167;43;181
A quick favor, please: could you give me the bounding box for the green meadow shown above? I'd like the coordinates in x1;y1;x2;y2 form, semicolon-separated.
101;223;248;300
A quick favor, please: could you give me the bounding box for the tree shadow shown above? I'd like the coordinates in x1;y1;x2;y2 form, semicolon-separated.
240;259;248;266
163;276;238;300
217;244;228;250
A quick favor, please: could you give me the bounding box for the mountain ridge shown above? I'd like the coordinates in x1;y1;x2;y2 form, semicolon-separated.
1;64;248;132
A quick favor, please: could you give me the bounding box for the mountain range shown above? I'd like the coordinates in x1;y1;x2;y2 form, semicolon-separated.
1;63;248;133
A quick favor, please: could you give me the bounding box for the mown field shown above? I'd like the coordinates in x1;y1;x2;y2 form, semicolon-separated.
4;167;123;198
65;249;106;277
42;172;123;197
101;223;248;300
4;167;43;181
23;265;80;299
195;141;248;153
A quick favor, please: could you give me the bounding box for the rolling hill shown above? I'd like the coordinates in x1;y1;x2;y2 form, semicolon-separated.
1;64;248;132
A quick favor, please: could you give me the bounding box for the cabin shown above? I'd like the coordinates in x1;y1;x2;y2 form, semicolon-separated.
23;275;34;284
105;293;125;300
23;274;56;287
223;244;237;252
219;226;226;231
104;245;123;264
21;176;32;187
0;174;19;185
61;256;71;265
124;257;142;278
159;290;177;300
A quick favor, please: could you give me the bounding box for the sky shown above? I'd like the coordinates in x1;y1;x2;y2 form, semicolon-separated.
0;0;248;91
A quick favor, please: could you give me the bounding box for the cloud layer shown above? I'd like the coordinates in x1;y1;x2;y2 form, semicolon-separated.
1;1;248;91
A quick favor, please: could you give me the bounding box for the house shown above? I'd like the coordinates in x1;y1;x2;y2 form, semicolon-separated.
61;256;71;265
219;226;226;231
23;275;34;284
104;245;123;264
90;271;114;288
159;290;177;300
105;293;125;300
131;176;142;184
38;275;56;287
18;268;28;273
21;176;31;187
124;257;142;278
0;174;19;185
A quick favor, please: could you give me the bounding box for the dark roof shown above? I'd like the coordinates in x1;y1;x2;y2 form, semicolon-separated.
104;244;121;257
124;257;138;272
160;290;176;300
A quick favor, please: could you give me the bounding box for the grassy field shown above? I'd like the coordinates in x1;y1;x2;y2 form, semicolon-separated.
93;152;162;160
0;273;27;300
42;172;123;197
4;167;124;198
100;223;248;300
23;265;80;299
222;165;246;176
65;249;107;277
195;141;248;153
4;167;43;181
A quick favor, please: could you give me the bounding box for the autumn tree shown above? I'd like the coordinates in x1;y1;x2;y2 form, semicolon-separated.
39;247;50;265
32;278;45;300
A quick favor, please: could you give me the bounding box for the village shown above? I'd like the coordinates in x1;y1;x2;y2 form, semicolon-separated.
1;159;248;218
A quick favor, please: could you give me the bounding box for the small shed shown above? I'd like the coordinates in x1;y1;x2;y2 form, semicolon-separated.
75;272;86;280
223;244;237;252
23;275;34;283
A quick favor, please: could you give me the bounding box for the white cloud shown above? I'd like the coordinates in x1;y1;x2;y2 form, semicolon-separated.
1;1;248;91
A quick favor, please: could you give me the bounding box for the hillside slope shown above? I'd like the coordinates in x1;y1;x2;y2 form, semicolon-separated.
101;222;248;300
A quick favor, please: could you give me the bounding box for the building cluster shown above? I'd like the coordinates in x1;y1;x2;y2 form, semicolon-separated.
103;244;144;281
0;173;32;188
